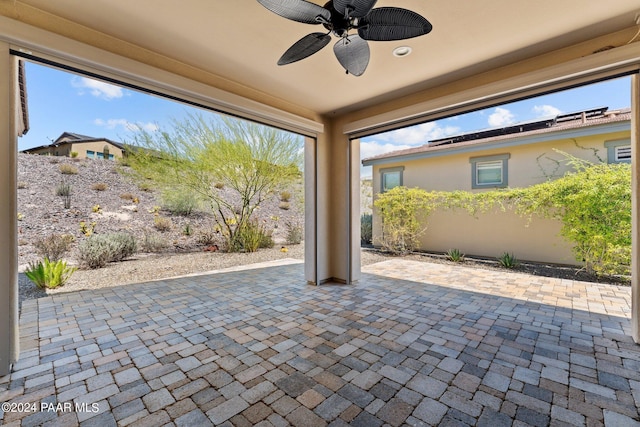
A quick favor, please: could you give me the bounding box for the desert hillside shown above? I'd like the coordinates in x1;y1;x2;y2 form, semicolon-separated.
17;153;304;268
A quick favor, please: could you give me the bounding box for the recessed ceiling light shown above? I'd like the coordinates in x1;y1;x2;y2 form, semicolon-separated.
393;46;412;57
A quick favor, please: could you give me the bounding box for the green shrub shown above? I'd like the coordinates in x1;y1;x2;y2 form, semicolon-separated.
374;186;439;254
498;252;519;269
141;230;168;253
25;258;77;289
33;234;74;261
138;181;154;192
446;248;465;262
182;223;192;236
77;232;136;269
360;213;372;245
59;164;78;175
285;221;303;245
161;190;199;216
229;221;273;252
70;151;79;158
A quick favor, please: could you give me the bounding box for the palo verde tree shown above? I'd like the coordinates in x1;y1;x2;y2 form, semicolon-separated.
126;113;303;251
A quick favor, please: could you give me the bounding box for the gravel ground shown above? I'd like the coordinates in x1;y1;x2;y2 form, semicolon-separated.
17;244;394;306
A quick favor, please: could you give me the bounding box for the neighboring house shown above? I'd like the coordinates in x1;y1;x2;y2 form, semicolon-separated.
362;106;631;265
21;132;126;160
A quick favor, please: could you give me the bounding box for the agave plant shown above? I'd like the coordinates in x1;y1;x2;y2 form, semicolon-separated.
498;252;520;269
446;248;465;263
25;258;77;289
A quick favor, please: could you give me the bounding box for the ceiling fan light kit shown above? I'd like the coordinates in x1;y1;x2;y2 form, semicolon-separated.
257;0;433;76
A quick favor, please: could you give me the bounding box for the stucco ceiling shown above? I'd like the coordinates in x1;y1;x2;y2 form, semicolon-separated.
15;0;640;115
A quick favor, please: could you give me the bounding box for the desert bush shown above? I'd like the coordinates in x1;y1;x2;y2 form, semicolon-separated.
161;190;200;216
279;202;291;210
33;234;74;261
154;216;173;231
374;186;439;254
59;164;78;175
70;151;79;158
91;182;108;191
280;190;291;202
25;258;77;289
17;181;27;189
229;221;273;252
360;213;372;245
120;193;136;200
214;182;225;189
196;228;218;246
56;181;71;196
285;221;303;245
141;230;169;253
56;180;72;209
77;232;137;269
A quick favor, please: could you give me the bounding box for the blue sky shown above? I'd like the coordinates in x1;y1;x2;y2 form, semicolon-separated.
20;61;632;176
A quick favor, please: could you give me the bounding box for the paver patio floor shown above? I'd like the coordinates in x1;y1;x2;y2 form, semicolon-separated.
1;259;639;426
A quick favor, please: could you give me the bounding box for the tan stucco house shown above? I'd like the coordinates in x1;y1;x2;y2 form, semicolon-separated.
21;131;125;159
363;107;632;265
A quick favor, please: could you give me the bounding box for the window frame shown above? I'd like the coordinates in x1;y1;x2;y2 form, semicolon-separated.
469;154;510;189
605;139;631;164
380;166;404;193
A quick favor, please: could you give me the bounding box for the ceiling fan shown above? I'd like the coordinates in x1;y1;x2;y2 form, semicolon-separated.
256;0;433;76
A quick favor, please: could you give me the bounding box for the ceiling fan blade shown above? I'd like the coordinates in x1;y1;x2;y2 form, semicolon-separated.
278;32;331;65
256;0;331;24
333;35;370;76
358;7;433;41
333;0;377;18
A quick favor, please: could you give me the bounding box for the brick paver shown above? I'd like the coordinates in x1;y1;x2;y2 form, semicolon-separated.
0;259;638;426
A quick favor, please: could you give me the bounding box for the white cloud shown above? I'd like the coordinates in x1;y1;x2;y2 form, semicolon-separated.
360;141;413;160
488;107;516;127
374;122;461;145
72;77;124;100
94;118;158;133
532;104;562;118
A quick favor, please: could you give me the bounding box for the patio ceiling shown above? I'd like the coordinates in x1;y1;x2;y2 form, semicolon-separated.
6;0;640;116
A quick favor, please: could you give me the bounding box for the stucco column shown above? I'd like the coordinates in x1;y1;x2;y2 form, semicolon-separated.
304;135;318;285
632;74;640;343
309;119;360;284
0;45;19;376
349;137;361;283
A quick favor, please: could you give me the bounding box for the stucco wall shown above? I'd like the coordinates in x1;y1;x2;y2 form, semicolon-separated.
370;131;630;266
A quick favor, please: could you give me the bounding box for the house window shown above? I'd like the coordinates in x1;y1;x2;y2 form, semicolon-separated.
380;166;404;192
87;150;95;159
470;154;510;189
605;139;631;164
